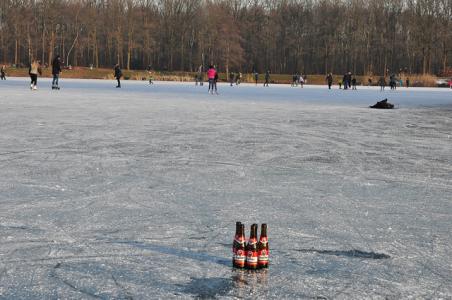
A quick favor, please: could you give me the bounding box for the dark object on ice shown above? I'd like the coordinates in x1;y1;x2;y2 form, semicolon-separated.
370;98;394;109
294;248;391;259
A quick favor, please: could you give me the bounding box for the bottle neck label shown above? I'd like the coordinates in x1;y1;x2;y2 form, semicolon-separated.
234;237;246;244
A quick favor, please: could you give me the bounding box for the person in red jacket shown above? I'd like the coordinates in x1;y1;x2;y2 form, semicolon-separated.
207;65;218;94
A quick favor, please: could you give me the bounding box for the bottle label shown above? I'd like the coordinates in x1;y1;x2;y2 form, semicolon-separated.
234;249;246;267
258;249;269;265
246;250;258;266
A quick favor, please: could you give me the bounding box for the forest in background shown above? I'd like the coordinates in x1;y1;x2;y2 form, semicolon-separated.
0;0;451;76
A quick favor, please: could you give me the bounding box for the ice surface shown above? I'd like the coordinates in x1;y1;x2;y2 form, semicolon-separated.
0;78;451;299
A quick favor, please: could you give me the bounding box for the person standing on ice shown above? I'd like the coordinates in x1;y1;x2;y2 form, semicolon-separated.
207;65;218;94
254;72;259;85
114;64;122;88
351;77;357;90
146;65;154;85
389;74;394;90
0;65;6;80
235;72;242;85
291;73;298;87
29;60;42;90
51;55;62;90
197;65;204;86
229;71;235;86
379;76;386;91
406;77;410;88
346;72;352;89
326;73;333;89
264;70;270;87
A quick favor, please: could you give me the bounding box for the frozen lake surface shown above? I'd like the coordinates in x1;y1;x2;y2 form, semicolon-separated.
0;78;451;299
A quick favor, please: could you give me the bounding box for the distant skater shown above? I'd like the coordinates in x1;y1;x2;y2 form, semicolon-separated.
351;77;357;90
299;74;304;88
147;65;154;84
292;73;298;87
207;65;218;94
346;72;352;89
326;73;333;89
389;74;396;90
229;72;235;86
198;65;204;86
379;76;386;91
51;55;62;90
235;72;242;85
29;60;42;90
254;72;259;85
195;73;199;85
114;64;122;88
264;70;270;87
406;77;410;88
0;65;6;80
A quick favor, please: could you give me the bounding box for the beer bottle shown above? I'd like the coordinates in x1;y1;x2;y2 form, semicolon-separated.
245;224;258;270
258;223;269;268
233;223;246;268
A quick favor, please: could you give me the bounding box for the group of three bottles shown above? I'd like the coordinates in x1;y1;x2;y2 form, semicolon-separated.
233;222;269;270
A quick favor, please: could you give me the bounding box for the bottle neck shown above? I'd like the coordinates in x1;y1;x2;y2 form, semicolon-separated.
260;224;267;238
235;222;241;236
249;224;257;240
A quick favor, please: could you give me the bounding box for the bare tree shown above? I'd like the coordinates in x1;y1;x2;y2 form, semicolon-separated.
0;0;450;75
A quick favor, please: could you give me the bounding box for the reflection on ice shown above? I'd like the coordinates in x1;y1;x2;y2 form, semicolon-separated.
181;277;232;299
180;269;270;298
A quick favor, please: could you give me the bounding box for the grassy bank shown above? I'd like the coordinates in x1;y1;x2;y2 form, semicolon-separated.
1;67;439;87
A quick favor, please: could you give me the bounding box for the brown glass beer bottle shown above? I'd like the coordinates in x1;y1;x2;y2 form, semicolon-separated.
258;223;269;268
245;223;258;270
233;223;246;268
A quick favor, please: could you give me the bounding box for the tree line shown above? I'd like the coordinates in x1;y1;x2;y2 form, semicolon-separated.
0;0;451;76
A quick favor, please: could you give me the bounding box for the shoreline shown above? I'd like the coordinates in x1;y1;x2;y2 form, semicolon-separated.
0;67;447;87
